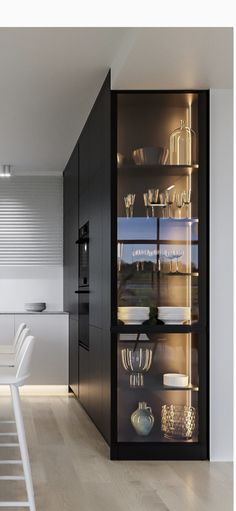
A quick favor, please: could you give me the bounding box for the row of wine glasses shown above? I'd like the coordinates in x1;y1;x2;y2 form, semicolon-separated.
118;245;185;274
124;189;192;218
144;189;191;218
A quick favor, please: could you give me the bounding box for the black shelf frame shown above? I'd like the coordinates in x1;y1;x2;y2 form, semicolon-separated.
110;89;209;461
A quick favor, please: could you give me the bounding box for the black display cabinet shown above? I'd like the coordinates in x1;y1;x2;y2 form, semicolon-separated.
64;73;209;460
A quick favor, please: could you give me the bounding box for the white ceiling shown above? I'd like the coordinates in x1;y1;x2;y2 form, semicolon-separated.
0;28;233;175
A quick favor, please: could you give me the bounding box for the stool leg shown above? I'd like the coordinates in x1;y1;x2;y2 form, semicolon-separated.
11;385;36;511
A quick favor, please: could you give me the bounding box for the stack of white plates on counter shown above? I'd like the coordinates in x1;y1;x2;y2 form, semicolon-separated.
118;306;149;325
158;307;190;324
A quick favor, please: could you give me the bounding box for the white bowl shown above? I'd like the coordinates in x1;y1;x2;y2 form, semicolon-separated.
163;373;189;387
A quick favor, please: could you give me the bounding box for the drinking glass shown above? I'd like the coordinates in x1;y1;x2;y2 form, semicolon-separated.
124;195;131;218
165;189;176;218
143;192;149;218
128;193;136;218
148;188;159;217
163;249;176;273
175;192;184;218
159;192;167;218
173;249;184;273
183;189;192;218
124;194;135;218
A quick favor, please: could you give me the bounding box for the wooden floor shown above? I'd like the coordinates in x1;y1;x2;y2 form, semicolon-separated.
0;395;233;510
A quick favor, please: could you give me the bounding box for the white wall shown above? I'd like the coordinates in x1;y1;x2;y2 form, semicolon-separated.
0;176;63;311
0;266;63;311
210;89;233;461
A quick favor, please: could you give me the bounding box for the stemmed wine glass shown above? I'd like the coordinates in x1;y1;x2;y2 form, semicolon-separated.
163;249;176;273
165;189;176;218
143;192;149;218
183;189;192;218
175;192;184;219
129;194;136;218
173;249;184;273
147;188;159;217
124;194;136;218
159;192;167;218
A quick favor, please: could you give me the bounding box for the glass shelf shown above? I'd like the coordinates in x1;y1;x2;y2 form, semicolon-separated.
118;384;199;392
118;163;199;178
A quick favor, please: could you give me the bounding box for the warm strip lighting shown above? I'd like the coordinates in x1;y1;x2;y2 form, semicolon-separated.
166;184;175;191
0;164;11;177
0;386;70;396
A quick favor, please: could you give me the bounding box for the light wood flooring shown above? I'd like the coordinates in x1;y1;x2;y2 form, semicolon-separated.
0;395;233;510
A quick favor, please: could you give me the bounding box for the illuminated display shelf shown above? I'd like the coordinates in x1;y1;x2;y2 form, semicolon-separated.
112;89;208;460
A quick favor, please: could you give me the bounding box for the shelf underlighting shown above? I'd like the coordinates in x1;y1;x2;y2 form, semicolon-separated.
0;164;11;177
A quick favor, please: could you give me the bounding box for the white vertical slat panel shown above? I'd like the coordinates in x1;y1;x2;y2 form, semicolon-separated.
0;177;63;265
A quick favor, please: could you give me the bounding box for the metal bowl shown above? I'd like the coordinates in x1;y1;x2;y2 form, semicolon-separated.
132;147;169;166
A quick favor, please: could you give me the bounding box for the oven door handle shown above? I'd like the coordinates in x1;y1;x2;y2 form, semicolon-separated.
75;290;89;294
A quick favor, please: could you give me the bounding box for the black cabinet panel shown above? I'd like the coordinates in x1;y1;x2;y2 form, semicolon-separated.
64;143;79;394
69;318;79;398
101;329;111;443
79;345;89;411
63;144;79;317
89;326;102;429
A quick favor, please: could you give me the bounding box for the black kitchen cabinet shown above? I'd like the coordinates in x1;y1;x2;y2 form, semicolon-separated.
64;73;209;460
69;318;79;397
63;144;79;396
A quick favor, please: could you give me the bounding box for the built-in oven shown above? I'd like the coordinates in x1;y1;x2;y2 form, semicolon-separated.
77;222;89;350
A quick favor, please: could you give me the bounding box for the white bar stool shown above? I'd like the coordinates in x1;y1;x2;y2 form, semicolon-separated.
0;328;30;367
0;336;36;510
0;323;26;354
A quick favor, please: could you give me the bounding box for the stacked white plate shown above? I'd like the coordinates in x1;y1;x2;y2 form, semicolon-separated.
118;307;149;325
158;307;190;324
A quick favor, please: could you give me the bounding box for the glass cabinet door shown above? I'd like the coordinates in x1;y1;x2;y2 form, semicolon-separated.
114;91;208;453
117;332;199;443
116;92;200;326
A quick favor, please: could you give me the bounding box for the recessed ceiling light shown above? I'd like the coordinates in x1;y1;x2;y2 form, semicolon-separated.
0;164;11;177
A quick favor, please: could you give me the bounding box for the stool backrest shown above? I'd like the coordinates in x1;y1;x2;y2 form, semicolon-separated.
15;327;30;357
13;323;26;350
16;336;35;382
